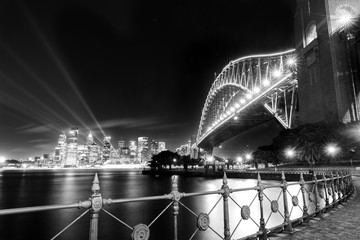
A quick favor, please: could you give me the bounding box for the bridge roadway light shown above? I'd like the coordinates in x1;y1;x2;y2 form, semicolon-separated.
253;87;260;93
262;79;270;87
273;69;282;78
240;98;246;104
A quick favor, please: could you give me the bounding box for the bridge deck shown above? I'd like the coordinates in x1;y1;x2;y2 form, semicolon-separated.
272;176;360;240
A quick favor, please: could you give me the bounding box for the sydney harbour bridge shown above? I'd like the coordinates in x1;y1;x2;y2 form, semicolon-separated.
194;0;360;155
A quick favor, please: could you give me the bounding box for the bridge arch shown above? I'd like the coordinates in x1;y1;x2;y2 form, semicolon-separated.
196;49;298;150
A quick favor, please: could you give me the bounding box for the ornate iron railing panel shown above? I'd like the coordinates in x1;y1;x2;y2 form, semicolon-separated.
0;170;354;240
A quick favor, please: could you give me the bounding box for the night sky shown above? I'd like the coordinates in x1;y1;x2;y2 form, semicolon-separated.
0;0;296;160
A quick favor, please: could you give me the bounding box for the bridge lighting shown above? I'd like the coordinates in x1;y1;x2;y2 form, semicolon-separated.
286;57;297;66
273;69;282;78
207;127;212;131
235;103;240;108
253;87;261;93
230;107;235;112
226;110;231;115
240;98;246;104
246;93;252;99
262;79;270;86
234;116;238;120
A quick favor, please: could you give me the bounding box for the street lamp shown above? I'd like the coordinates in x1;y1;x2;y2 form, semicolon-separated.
325;144;339;157
284;147;296;159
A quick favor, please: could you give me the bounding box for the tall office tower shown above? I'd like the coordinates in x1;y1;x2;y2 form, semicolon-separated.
137;137;149;164
89;143;100;164
77;144;88;165
66;127;78;166
87;132;94;145
150;140;159;155
56;131;67;164
118;140;125;149
129;140;137;163
102;136;111;162
158;142;166;153
120;147;131;164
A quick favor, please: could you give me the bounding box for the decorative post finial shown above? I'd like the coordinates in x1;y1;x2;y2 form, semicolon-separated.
91;173;100;194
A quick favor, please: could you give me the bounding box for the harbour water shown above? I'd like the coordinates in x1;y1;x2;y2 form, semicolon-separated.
0;169;307;240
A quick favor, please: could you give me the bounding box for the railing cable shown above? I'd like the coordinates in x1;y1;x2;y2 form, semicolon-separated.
101;209;133;231
50;209;89;240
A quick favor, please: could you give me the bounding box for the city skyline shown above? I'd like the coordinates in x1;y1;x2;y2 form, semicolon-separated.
0;0;296;160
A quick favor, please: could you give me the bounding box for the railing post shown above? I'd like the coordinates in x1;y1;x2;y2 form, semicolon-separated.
322;174;329;207
281;172;293;232
171;177;180;240
312;172;321;214
221;172;231;240
257;173;267;240
89;173;102;240
330;172;337;206
299;173;309;225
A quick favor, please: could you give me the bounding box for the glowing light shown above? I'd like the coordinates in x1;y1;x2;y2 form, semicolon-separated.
226;110;231;115
235;103;240;108
286;56;297;66
273;69;282;78
246;93;252;99
240;98;246;104
234;116;238;120
245;154;252;160
325;144;340;157
0;156;6;163
262;79;270;86
220;115;224;120
230;107;235;112
173;158;177;163
207;156;214;162
284;148;296;158
253;87;260;93
236;156;243;162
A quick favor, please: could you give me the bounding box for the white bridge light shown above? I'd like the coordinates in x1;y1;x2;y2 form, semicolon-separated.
263;79;270;86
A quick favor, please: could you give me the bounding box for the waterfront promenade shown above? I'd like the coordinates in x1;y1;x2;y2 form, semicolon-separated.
272;176;360;240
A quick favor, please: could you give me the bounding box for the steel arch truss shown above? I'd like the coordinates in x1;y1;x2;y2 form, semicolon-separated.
197;49;298;147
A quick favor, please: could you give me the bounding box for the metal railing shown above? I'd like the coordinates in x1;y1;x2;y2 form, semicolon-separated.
0;170;354;240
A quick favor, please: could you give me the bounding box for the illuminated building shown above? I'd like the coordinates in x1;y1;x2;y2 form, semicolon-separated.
77;144;88;165
102;136;111;162
54;131;67;164
120;147;131;163
158;142;166;153
150;140;159;155
137;137;149;164
87;131;94;145
129;140;137;163
65;127;78;166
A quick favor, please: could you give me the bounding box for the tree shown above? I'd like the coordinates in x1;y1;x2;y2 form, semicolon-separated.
149;150;180;170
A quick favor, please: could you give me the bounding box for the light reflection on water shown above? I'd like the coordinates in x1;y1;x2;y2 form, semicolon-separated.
0;170;322;240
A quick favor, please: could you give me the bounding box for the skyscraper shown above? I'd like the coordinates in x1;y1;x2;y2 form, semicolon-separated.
102;136;111;162
129;140;137;163
158;142;166;153
65;127;78;166
137;137;149;164
150;140;159;155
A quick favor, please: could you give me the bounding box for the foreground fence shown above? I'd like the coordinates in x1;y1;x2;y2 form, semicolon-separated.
0;170;354;240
